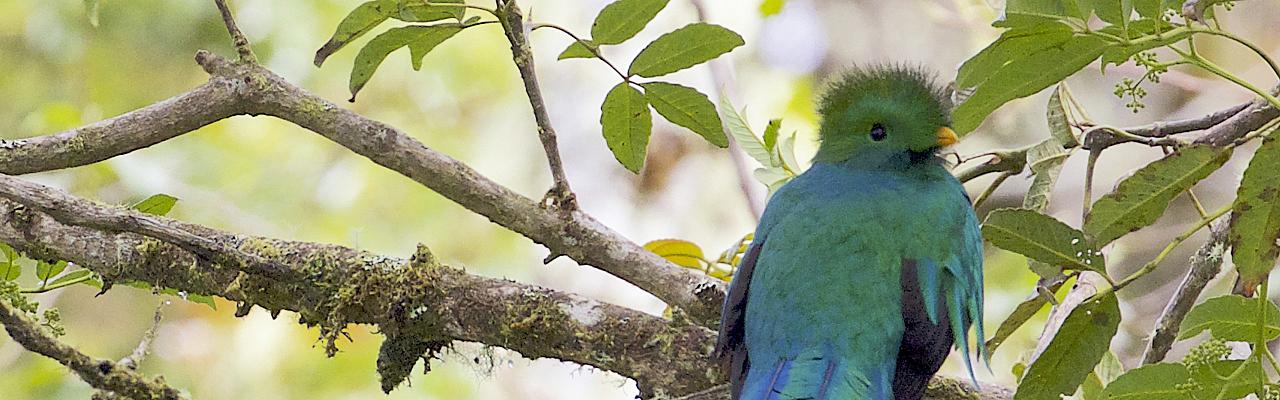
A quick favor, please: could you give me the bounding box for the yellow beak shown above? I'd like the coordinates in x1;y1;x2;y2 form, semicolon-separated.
937;127;958;147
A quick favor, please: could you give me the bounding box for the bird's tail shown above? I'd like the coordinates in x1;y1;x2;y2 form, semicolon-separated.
739;350;893;400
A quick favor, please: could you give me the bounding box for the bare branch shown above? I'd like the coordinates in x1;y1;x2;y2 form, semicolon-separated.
213;0;256;63
0;50;726;326
0;76;242;175
0;178;718;396
689;0;765;220
676;377;1012;400
118;302;165;370
0;295;187;400
1082;102;1249;149
1141;217;1230;364
955;149;1028;183
0;173;297;280
1195;84;1280;146
496;0;577;211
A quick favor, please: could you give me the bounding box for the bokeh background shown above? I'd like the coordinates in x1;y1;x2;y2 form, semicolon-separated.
1;0;1278;398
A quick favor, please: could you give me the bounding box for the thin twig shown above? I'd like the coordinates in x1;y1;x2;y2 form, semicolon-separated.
690;0;765;220
213;0;256;63
1141;217;1230;364
530;22;628;81
0;298;187;399
495;0;577;211
1082;148;1100;220
118;301;166;370
972;171;1015;209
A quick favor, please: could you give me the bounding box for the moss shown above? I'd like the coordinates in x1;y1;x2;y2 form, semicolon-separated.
237;237;283;259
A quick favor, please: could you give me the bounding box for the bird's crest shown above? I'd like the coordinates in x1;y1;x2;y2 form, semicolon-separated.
813;65;954;164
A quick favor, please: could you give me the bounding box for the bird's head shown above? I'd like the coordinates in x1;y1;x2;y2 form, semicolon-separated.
812;65;957;165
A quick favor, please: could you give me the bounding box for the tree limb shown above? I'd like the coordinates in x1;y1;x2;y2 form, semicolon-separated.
0;293;187;400
0;177;719;396
496;0;577;211
0;173;1012;398
0;50;727;327
1140;217;1230;364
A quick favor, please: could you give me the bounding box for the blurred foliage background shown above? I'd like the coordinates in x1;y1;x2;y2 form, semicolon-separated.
0;0;1277;398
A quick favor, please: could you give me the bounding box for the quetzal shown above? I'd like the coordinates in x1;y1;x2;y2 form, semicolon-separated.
715;66;985;400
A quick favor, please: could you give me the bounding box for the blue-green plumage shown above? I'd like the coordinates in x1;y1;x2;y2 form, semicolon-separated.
715;66;984;400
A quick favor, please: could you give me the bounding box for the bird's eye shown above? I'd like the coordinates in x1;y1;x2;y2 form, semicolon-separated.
870;123;887;141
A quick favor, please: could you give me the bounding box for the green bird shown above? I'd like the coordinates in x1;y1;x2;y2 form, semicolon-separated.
715;65;985;400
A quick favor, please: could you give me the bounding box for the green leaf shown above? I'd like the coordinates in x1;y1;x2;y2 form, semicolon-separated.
591;0;670;45
36;260;67;283
985;278;1067;356
1047;85;1079;146
186;294;218;310
1014;292;1120;400
1103;362;1192;400
600;82;652;172
1178;294;1280;341
762;119;781;152
1229;136;1280;290
1023;88;1075;213
0;243;18;281
641;82;728;147
46;269;93;288
982;208;1106;275
1023;139;1071;212
84;0;100;27
1002;0;1085;21
1084;145;1231;245
1086;0;1132;25
643;239;705;269
1081;372;1105;400
349;25;462;100
719;97;772;166
754;167;791;195
776;132;802;175
628;23;744;78
394;0;464;22
130;194;179;216
957;23;1074;89
1188;359;1265;400
1099;22;1190;66
954;25;1108;133
1133;0;1180;18
315;0;398;67
558;40;597;60
759;0;787;16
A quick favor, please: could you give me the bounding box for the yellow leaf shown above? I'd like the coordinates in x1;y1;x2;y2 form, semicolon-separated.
643;239;705;269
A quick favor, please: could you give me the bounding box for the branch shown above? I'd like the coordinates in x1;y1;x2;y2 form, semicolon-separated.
496;0;577;211
1140;217;1230;364
0;173;297;281
0;177;717;396
1195;84;1280;146
1082;102;1249;149
0;77;242;175
958;89;1277;183
688;0;765;219
0;50;726;326
118;302;165;370
213;0;256;63
0;294;187;399
0;174;1010;398
675;376;1012;400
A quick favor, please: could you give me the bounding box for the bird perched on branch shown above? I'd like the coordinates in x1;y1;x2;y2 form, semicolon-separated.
715;65;985;400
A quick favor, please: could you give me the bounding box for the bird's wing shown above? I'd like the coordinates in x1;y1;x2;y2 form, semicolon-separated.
940;186;986;383
715;231;766;399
